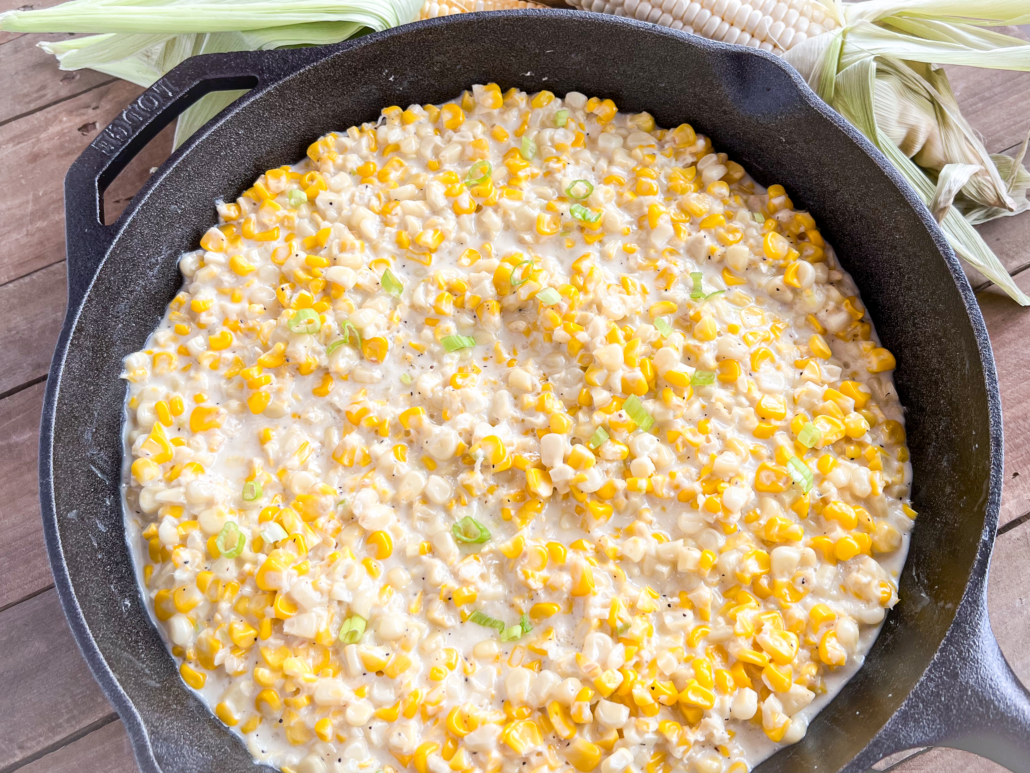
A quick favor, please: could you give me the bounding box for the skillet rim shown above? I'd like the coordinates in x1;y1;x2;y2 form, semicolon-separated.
39;9;1004;773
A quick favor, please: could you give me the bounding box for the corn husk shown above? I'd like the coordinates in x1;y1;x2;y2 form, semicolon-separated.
0;0;421;148
783;1;1030;304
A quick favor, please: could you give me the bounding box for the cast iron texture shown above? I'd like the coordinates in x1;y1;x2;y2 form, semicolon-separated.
40;10;1029;773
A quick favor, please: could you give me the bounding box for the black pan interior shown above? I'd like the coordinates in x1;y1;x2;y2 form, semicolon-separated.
46;12;997;773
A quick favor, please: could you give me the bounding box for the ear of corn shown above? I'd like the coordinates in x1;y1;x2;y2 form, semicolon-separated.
421;0;546;18
570;0;838;53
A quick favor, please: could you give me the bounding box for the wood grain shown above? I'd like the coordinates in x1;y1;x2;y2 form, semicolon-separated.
0;262;65;397
0;588;115;769
0;382;50;610
891;748;1007;773
17;719;137;773
978;270;1030;527
0;0;71;45
0;33;114;125
0;79;145;285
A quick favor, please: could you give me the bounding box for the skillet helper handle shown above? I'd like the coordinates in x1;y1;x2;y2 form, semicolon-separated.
63;51;270;310
944;608;1030;772
886;589;1030;772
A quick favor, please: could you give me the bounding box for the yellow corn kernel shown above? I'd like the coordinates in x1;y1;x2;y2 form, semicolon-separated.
756;395;787;421
763;663;793;692
440;104;465;130
565;738;602;771
501;719;542;755
819;630;847;666
809;334;832;359
866;347;896;373
525;468;553;498
717;359;741;383
570;563;595;596
367;530;393;559
693;316;717;341
530;602;560;620
678;680;716;710
414;742;440;773
844;411;870;438
180;662;206;689
823;500;858;530
762;231;790;261
384;653;412;679
189;405;225;433
132;458;161;485
840;380;871;409
452;586;477;607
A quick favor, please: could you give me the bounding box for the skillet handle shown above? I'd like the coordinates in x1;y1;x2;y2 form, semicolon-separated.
877;584;1030;772
938;607;1030;771
63;49;301;310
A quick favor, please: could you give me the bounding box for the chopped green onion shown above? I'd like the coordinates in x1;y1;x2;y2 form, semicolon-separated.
469;610;505;633
690;271;724;301
340;320;362;346
288;188;307;208
654;317;673;337
326;339;345;356
570;203;602;224
521;135;536;160
215;522;245;558
510;259;533;288
337;499;349;510
754;212;766;223
452;516;491;544
566;180;593;200
338;614;367;644
381;267;403;296
787;456;815;493
260;523;288;544
536;287;561;305
465;160;492;186
691;370;716;386
242;480;263;502
690;272;706;300
588;426;609;449
501;624;524;642
798;422;822;449
616;622;631;635
623;395;654;432
554;109;569;127
520;614;533;635
400;373;413;385
442;335;476;352
288;308;320;334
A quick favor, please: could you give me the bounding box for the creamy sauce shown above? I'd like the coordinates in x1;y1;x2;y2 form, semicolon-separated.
121;86;914;773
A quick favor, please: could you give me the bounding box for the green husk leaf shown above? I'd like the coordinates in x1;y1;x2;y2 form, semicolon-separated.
3;0;420;146
832;55;1030;304
930;162;981;221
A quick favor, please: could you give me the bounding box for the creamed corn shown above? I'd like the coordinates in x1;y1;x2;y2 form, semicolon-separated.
123;85;914;773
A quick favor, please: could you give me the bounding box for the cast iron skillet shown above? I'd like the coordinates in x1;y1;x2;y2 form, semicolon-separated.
40;9;1030;773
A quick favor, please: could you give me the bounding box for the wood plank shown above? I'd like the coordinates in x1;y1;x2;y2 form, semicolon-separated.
0;33;114;125
0;78;146;286
0;0;69;44
891;748;1006;773
0;588;114;769
978;270;1030;527
18;719;137;773
0;382;50;610
0;262;65;396
945;26;1030;158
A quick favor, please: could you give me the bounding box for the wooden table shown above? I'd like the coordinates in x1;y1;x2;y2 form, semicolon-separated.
1;5;1028;771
